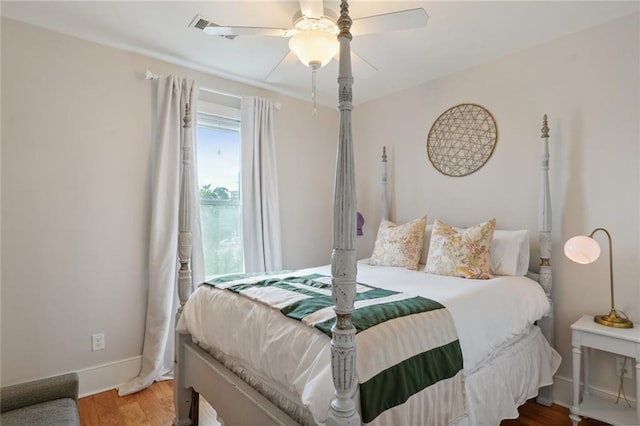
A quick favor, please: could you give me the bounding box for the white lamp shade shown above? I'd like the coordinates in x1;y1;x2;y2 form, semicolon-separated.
289;30;338;68
564;235;601;264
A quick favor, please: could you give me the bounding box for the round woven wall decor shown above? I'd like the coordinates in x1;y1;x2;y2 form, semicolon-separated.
427;103;497;177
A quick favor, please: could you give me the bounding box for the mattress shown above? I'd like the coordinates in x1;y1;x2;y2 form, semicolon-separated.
178;260;559;424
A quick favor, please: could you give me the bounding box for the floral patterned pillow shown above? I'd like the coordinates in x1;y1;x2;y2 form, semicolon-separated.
369;216;426;270
425;218;496;279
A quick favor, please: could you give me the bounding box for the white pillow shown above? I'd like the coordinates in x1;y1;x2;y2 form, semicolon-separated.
419;224;433;265
489;229;530;276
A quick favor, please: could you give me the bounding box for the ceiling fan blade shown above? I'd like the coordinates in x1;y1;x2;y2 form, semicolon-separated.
351;51;377;79
203;25;291;37
351;8;428;36
265;51;301;82
298;0;324;19
331;50;377;79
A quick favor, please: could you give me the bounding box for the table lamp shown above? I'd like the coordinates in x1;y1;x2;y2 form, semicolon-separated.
564;227;633;328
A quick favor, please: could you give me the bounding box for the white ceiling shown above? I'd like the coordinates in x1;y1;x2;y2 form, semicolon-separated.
2;1;638;107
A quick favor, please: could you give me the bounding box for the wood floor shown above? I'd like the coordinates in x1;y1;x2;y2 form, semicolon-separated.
78;380;217;426
78;380;609;426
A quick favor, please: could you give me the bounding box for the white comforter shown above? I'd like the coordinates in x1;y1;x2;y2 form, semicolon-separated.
178;260;552;424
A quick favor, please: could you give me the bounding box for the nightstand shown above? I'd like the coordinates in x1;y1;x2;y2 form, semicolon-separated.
570;314;640;426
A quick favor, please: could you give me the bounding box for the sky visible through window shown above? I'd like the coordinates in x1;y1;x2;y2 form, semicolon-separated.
196;126;240;193
196;123;243;275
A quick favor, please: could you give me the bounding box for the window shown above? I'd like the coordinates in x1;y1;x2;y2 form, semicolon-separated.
196;105;243;277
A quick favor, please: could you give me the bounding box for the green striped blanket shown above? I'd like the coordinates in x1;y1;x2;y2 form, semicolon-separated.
204;272;465;424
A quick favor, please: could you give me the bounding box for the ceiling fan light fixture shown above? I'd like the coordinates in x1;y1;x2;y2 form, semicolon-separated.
288;29;338;68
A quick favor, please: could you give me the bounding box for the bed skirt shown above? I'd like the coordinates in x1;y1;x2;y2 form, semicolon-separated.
455;325;560;425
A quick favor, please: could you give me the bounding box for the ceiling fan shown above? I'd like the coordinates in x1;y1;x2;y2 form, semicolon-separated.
190;0;429;84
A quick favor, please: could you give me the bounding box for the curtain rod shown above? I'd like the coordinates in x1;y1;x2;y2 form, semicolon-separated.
144;69;281;110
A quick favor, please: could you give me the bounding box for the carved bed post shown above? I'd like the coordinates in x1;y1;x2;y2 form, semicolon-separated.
382;146;389;221
327;2;360;425
177;94;194;318
174;91;199;426
536;114;554;406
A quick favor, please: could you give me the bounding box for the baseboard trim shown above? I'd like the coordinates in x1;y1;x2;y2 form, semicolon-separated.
552;374;637;408
77;363;637;406
77;356;142;397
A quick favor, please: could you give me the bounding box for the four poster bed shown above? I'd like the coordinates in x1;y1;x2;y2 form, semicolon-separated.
172;2;559;425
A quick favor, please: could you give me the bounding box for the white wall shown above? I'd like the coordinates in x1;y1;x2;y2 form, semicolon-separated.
353;13;639;406
1;17;338;391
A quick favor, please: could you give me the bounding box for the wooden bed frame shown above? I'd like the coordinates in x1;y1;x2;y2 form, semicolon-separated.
172;2;555;424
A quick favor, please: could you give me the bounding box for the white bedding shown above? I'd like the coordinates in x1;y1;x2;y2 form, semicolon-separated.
178;260;556;424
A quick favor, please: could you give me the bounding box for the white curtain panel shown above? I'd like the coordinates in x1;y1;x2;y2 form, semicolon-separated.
241;97;283;273
119;76;204;396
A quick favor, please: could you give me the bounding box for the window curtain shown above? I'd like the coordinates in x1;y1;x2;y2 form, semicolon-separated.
241;97;283;273
119;75;204;396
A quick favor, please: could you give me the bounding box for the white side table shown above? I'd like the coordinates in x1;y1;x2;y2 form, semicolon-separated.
570;314;640;426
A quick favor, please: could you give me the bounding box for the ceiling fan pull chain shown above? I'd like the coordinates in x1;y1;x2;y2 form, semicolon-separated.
312;63;318;114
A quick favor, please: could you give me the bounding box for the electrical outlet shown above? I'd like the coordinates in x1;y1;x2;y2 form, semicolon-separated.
615;356;632;379
91;333;105;352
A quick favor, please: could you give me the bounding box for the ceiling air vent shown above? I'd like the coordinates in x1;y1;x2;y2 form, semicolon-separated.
189;15;237;40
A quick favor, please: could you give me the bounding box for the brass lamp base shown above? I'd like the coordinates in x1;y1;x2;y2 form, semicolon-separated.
594;311;634;328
